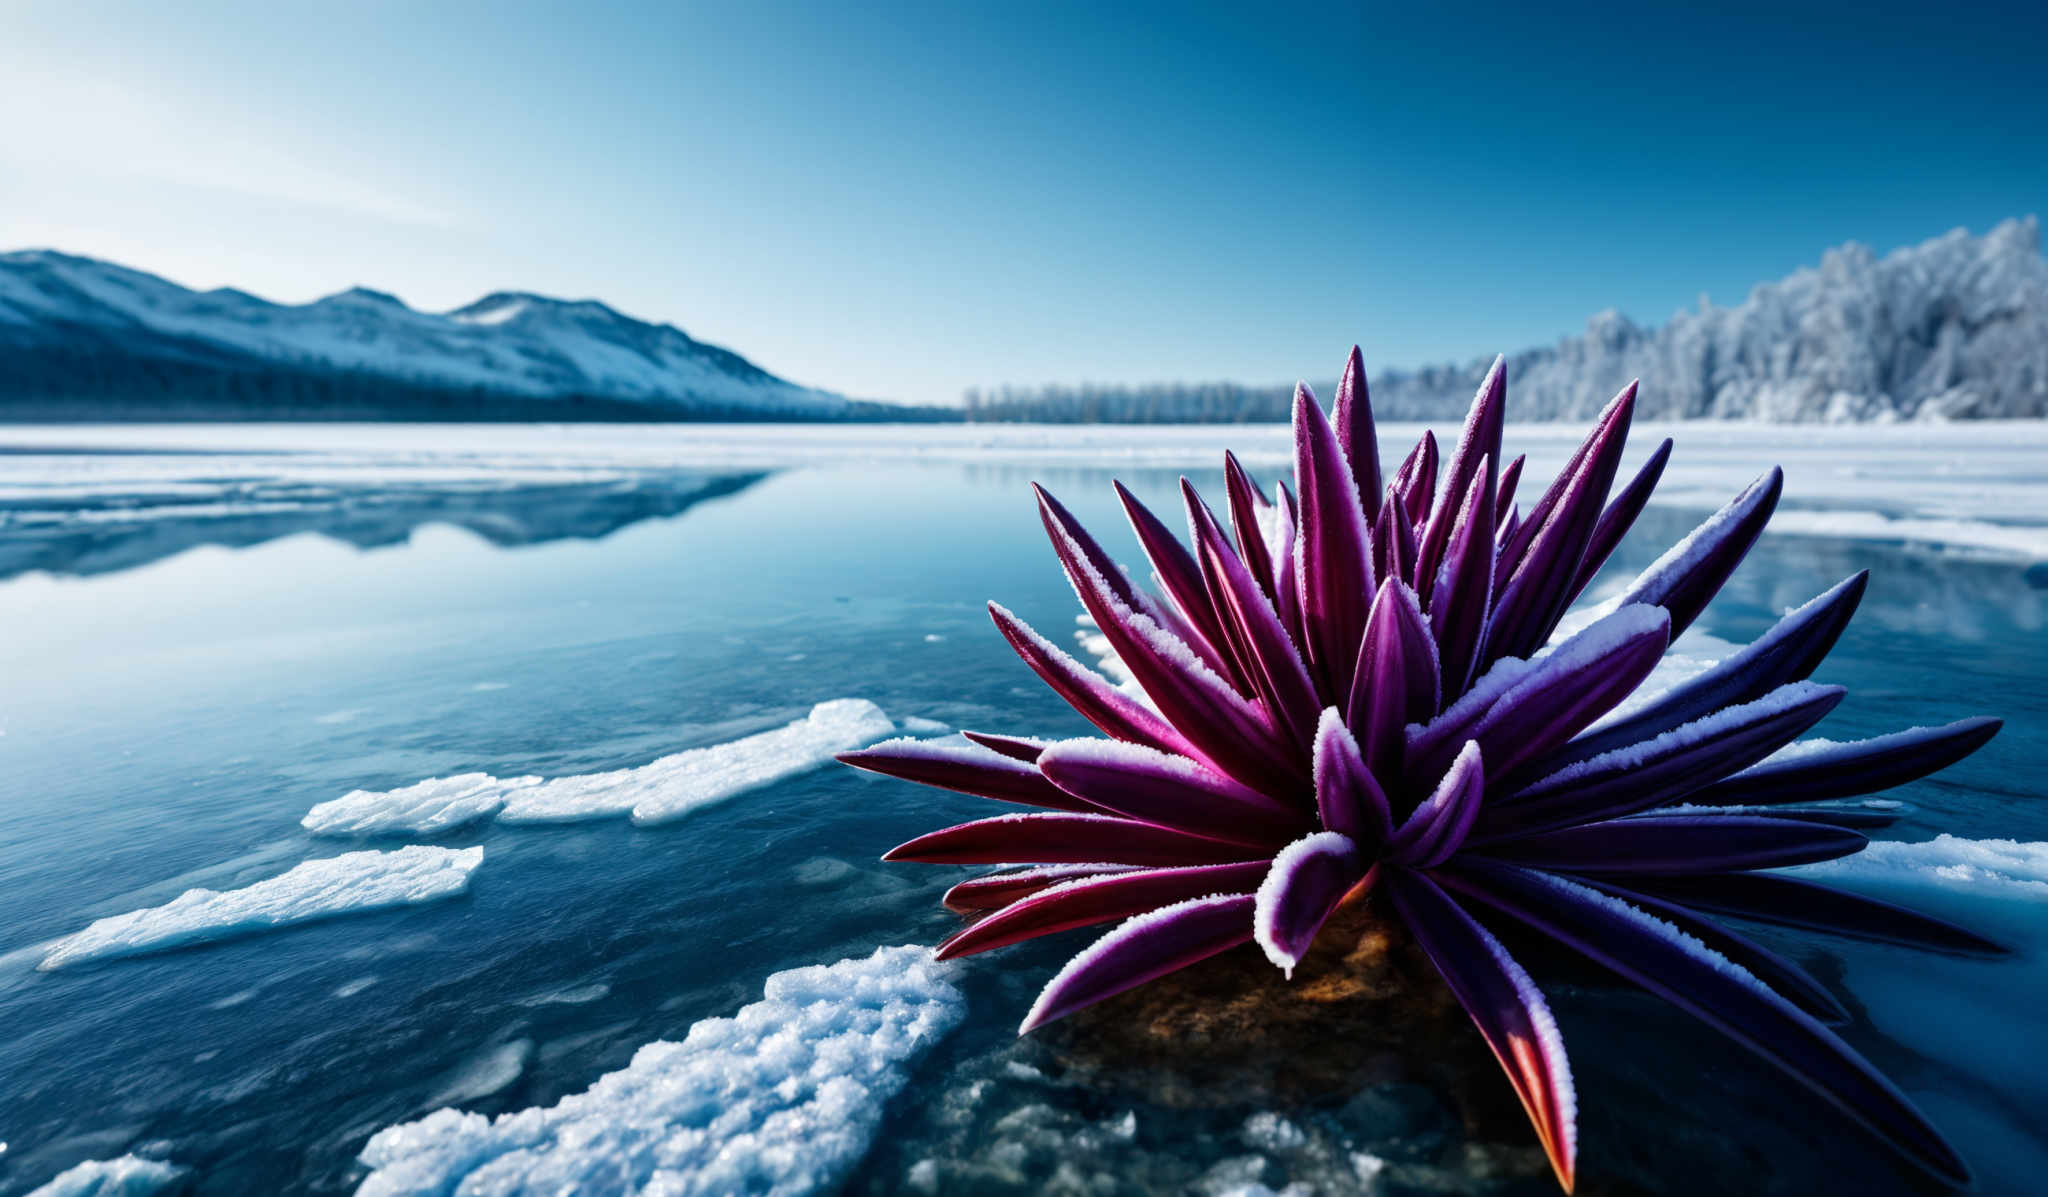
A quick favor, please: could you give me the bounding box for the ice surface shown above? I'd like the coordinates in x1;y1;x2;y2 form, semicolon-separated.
39;846;484;970
303;773;538;836
498;698;898;825
1;422;2041;561
24;1154;183;1197
356;944;965;1197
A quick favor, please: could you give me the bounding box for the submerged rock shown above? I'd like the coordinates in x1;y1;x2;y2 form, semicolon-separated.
1040;905;1523;1128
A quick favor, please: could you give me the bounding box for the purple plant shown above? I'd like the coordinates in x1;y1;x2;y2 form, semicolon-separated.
840;350;2003;1191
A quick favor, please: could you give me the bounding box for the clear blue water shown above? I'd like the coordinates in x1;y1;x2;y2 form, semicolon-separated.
0;452;2041;1194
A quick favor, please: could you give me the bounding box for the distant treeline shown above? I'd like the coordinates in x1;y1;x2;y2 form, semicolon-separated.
961;381;1314;423
0;342;954;423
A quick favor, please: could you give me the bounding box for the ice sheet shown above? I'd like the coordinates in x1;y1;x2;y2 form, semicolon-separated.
0;422;2041;559
39;846;483;970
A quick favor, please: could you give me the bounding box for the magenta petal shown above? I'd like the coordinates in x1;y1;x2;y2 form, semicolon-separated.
942;865;1140;913
1415;356;1506;601
938;860;1269;959
1385;869;1577;1191
1402;430;1439;527
1187;480;1321;751
1617;872;2008;956
1386;435;1427;518
1428;460;1498;696
1253;831;1368;976
885;812;1265;867
959;730;1050;763
1113;481;1243;686
1312;708;1393;849
1483;813;1867;874
1542;572;1867;773
1271;480;1308;654
1568;873;1850;1022
1033;483;1143;608
1020;893;1256;1032
1689;716;2002;807
1442;862;1971;1187
1293;384;1378;705
1388;740;1485;867
1224;451;1279;604
838;736;1097;813
1412;604;1669;785
987;602;1189;756
1037;739;1305;846
1334;346;1383;525
1495;453;1526;518
1346;578;1441;777
1570;436;1673;593
1374;491;1418;587
1485;382;1637;662
1613;467;1783;639
1483;681;1848;836
1034;491;1304;794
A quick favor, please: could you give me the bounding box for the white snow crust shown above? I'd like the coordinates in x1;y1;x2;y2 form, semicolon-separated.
40;846;483;970
500;699;897;825
355;945;965;1197
1794;835;2048;900
304;773;539;836
313;700;897;834
25;1155;184;1197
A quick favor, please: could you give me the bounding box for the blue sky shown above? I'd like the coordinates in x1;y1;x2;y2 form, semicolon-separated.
1;0;2041;405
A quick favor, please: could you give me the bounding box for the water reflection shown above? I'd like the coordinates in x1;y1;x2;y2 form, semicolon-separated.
0;465;771;579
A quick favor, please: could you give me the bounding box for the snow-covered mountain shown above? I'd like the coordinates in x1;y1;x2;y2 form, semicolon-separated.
1368;217;2048;422
0;252;865;419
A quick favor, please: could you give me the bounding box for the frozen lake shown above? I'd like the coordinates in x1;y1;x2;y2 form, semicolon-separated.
0;422;2041;1195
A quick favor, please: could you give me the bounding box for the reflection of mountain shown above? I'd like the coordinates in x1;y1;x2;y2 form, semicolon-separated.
0;251;947;421
0;468;769;579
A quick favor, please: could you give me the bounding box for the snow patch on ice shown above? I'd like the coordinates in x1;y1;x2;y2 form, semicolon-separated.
24;1154;183;1197
311;700;901;834
39;846;482;970
1794;835;2048;900
502;698;898;825
356;945;964;1197
303;773;537;836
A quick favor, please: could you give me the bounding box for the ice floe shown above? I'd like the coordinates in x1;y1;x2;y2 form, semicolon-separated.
39;846;484;970
1795;834;2048;901
303;773;539;836
356;944;964;1196
500;698;897;825
24;1154;183;1197
305;699;900;834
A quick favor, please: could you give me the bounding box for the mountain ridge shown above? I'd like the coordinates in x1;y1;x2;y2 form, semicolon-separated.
0;251;911;421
